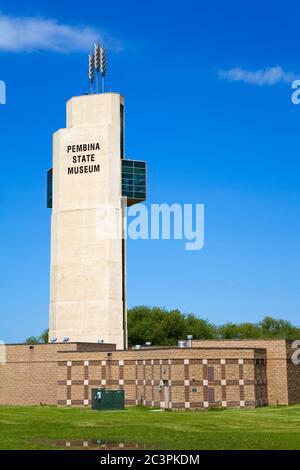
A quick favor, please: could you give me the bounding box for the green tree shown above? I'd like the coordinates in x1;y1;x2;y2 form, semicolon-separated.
24;336;40;345
128;306;216;346
39;329;49;343
24;329;49;345
26;312;300;345
259;317;300;339
217;322;262;339
161;309;186;345
128;306;184;346
184;314;216;339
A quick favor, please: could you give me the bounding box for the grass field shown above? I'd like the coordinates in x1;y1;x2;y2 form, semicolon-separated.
1;405;300;450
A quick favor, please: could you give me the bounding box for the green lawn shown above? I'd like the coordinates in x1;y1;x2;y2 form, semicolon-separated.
1;405;300;450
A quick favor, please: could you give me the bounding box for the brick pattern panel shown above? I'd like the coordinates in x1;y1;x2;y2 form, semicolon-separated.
0;342;276;410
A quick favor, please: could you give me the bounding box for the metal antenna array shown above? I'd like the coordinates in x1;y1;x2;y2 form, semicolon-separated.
100;45;106;93
94;42;100;93
89;53;95;94
89;43;106;94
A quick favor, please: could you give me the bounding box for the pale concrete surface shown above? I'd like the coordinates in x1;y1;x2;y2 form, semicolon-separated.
49;93;126;349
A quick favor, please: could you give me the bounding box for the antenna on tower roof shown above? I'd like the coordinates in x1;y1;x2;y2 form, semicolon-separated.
89;44;106;94
100;45;106;93
94;42;100;93
89;53;95;94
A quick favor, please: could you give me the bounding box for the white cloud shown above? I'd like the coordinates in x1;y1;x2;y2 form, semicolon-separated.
219;66;296;86
0;14;122;53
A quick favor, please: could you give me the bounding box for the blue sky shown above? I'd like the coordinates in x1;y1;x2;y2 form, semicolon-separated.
1;0;300;342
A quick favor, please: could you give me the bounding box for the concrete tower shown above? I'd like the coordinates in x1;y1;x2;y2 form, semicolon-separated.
47;93;146;349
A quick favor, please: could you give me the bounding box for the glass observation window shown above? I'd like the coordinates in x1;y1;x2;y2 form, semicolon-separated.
122;160;146;203
47;160;147;209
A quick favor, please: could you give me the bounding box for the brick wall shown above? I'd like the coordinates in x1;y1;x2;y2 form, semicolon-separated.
0;344;63;405
192;339;289;405
0;342;271;410
0;343;114;405
285;341;300;405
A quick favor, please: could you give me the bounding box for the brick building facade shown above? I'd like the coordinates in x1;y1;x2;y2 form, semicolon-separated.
0;339;297;410
193;339;300;405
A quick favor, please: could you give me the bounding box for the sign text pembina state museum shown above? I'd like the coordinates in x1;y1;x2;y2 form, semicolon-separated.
66;142;101;175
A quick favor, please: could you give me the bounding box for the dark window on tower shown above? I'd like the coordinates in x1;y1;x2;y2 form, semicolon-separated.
47;168;53;208
208;367;215;382
122;160;146;202
120;104;124;159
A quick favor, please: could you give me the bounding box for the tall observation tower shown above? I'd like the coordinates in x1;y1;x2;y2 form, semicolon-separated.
47;46;146;349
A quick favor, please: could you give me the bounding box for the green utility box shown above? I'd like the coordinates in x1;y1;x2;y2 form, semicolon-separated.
92;389;125;411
